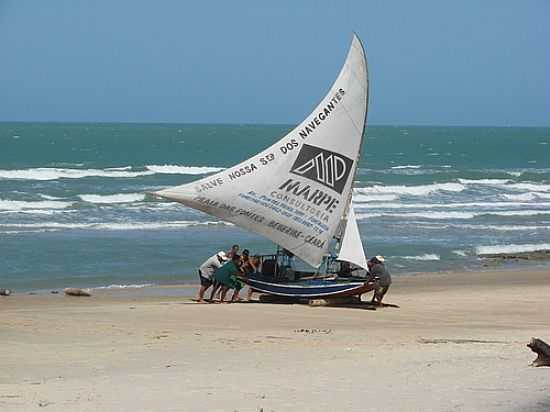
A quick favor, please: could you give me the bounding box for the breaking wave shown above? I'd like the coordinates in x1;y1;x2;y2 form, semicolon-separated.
0;167;154;180
93;283;154;290
78;193;146;204
355;182;465;196
400;254;440;261
355;210;550;220
0;199;73;211
352;194;399;203
0;165;224;180
355;201;550;210
506;183;550;192
458;178;512;185
0;220;232;233
391;165;422;169
144;165;224;174
415;223;549;232
476;243;550;255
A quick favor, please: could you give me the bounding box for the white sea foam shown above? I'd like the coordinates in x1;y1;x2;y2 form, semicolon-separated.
502;192;550;201
506;183;550;192
490;210;550;217
354;213;383;220
0;199;72;211
452;250;468;257
355;201;550;210
0;165;224;180
454;224;545;232
396;211;477;219
0;209;77;215
38;194;65;200
78;193;146;204
352;194;399;203
476;243;550;255
93;283;154;290
105;166;132;171
355;210;550;220
506;171;522;177
0;168;154;180
355;182;465;196
501;193;536;201
400;254;440;261
458;178;512;185
0;220;233;232
145;165;224;175
391;165;422;169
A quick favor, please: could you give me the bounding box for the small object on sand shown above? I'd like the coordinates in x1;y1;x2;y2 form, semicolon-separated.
527;337;550;367
308;296;360;306
63;288;91;297
0;288;12;296
50;290;59;294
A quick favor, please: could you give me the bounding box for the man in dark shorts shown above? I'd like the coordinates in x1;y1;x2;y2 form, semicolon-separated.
367;256;392;305
196;251;227;302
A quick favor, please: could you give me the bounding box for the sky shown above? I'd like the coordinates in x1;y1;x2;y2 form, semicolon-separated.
1;1;548;126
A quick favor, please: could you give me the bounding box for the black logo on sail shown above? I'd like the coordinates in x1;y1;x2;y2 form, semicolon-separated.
290;144;353;194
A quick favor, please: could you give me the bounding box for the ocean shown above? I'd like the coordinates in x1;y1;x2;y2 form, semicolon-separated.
1;122;549;291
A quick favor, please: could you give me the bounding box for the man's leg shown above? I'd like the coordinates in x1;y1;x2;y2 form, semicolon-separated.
377;285;389;304
220;286;230;303
231;287;241;302
209;282;220;301
198;280;212;302
197;285;207;302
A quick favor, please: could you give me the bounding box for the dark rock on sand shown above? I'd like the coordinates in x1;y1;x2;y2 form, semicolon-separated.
64;288;91;297
478;250;550;261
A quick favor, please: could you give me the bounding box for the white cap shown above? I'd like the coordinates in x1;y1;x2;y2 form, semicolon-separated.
217;251;228;261
375;255;385;263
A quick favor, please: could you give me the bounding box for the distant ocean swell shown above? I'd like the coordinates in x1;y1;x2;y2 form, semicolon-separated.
0;165;224;180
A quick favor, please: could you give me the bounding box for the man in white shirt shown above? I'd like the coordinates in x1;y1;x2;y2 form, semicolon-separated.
196;251;228;302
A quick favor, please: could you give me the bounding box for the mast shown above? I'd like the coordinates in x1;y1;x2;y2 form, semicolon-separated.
337;33;369;244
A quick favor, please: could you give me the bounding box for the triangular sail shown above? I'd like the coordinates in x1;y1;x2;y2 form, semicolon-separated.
336;206;368;270
154;34;368;268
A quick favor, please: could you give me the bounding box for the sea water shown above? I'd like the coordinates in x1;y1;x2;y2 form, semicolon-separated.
1;123;549;291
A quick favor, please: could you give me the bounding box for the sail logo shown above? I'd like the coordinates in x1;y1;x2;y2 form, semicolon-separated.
290;144;353;194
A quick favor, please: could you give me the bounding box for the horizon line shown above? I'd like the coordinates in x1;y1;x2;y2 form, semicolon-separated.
1;120;549;129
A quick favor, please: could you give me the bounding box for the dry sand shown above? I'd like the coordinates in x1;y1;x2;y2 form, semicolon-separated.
1;269;549;412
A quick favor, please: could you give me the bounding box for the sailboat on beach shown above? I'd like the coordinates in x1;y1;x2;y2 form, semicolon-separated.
154;34;373;299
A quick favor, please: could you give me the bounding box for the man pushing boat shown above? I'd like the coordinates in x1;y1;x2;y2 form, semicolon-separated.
196;251;228;302
367;256;392;305
211;253;244;303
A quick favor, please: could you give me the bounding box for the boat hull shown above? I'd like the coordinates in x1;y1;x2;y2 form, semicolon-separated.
245;278;374;299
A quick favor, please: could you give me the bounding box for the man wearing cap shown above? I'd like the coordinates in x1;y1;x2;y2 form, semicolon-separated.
196;251;228;302
367;255;392;305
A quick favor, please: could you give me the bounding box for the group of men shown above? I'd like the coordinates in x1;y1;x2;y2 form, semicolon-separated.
196;245;392;305
196;244;259;303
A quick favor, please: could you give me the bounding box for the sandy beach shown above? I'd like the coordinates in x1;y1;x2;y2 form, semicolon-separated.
1;269;549;412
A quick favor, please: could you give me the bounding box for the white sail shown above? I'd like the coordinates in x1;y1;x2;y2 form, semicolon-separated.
337;206;368;270
154;34;368;268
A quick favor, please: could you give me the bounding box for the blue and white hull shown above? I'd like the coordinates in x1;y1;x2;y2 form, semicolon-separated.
246;277;373;299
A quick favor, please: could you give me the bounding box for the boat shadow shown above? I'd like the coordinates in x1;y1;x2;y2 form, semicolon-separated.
249;295;400;310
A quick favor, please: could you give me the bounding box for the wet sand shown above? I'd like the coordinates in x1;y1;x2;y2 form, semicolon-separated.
1;269;549;411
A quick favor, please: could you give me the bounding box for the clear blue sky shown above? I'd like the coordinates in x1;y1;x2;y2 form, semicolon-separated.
1;1;548;126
